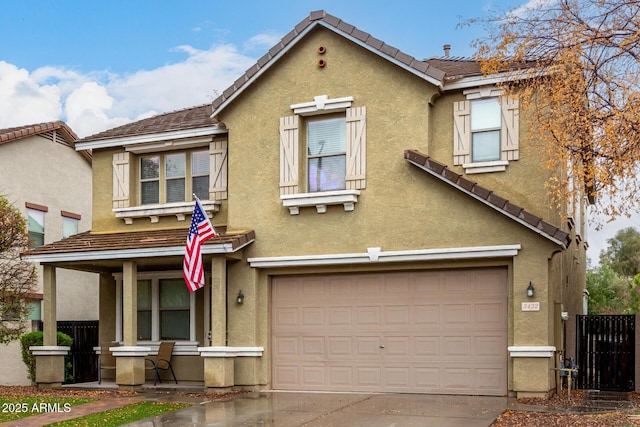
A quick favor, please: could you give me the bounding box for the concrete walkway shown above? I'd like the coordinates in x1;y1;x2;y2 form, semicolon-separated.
0;391;510;427
122;392;511;427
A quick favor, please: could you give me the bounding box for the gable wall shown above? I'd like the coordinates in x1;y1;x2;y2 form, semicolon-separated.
0;135;97;318
218;27;557;260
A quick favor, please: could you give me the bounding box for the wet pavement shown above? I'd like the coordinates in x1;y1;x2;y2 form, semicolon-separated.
121;391;510;427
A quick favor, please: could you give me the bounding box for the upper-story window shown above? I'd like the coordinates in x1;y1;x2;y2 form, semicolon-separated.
112;140;227;224
307;117;347;192
470;98;501;162
26;204;47;248
453;87;519;174
62;212;80;238
139;149;209;205
279;95;366;214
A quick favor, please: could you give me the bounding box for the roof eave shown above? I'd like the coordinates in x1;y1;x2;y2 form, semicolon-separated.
404;150;568;249
75;126;226;151
443;68;541;91
211;19;445;118
22;238;254;264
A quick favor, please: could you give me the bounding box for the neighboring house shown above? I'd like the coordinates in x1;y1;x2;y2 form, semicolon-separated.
25;11;588;397
0;122;97;385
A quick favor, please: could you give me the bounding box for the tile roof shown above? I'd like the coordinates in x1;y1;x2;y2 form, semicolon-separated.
0;121;91;161
210;10;450;116
77;103;219;143
24;227;255;257
0;121;78;144
404;149;571;248
209;10;539;117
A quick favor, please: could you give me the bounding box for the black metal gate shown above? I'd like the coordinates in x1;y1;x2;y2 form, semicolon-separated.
57;320;99;383
576;315;635;391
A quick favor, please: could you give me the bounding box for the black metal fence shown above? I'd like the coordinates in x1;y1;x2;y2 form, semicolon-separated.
57;320;99;383
576;315;635;391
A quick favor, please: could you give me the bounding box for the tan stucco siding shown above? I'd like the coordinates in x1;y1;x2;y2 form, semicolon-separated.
429;91;558;223
91;148;229;233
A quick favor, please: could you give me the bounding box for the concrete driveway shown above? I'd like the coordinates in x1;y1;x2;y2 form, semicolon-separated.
123;391;510;427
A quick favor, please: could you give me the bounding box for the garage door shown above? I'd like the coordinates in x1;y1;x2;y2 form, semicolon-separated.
272;268;507;395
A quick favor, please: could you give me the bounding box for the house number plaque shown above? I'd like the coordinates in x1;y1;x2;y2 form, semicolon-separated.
521;302;540;311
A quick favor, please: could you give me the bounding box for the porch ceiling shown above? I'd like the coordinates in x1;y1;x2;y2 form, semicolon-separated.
22;227;255;273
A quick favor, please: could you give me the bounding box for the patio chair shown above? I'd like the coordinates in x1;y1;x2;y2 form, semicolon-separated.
145;341;177;385
97;342;118;384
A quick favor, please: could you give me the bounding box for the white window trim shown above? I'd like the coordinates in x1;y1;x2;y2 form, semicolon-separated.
463;86;503;100
114;271;196;345
281;190;360;215
456;85;518;174
291;95;354;116
113;200;220;224
462;160;509;174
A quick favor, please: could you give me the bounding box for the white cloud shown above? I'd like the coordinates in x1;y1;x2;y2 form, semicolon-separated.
0;61;62;128
244;32;281;53
0;42;257;137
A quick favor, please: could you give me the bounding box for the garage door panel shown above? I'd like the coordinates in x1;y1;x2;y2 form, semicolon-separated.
272;268;507;395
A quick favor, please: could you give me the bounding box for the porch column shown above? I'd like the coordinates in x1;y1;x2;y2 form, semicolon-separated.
202;256;231;390
42;265;57;346
115;260;149;391
32;265;69;389
210;256;227;345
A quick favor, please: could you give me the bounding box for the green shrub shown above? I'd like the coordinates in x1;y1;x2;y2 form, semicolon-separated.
19;331;73;382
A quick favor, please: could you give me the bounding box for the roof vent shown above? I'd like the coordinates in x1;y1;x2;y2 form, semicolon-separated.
443;44;451;57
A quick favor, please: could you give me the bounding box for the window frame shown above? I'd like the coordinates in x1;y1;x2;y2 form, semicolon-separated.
279;95;365;214
114;271;196;343
27;207;46;248
453;87;519;174
470;98;501;163
138;149;210;206
305;115;347;193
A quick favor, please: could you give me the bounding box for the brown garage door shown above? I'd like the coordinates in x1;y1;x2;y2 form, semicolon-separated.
272;268;507;395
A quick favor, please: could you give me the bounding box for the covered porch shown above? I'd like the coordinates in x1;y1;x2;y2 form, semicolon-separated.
23;227;261;392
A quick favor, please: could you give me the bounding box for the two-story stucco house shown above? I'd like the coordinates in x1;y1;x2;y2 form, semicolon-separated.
25;11;587;397
0;122;97;385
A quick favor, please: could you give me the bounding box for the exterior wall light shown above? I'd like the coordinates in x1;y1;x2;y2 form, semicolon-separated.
526;282;535;298
237;290;245;304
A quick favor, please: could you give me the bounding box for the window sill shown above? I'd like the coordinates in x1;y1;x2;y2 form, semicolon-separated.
281;190;360;215
462;160;509;174
114;200;220;224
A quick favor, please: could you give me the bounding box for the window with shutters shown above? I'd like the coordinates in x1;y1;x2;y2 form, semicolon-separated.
280;95;365;214
453;87;519;174
112;139;227;224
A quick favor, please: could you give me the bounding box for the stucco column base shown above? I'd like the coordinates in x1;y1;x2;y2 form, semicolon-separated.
512;358;554;399
30;346;70;389
203;357;235;388
113;346;151;390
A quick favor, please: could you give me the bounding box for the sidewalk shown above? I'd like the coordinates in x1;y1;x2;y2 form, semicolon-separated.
0;396;144;427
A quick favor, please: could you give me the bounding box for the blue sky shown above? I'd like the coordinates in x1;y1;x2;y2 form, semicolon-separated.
1;1;522;74
0;0;634;260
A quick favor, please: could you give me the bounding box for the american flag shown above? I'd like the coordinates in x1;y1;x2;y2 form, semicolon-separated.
183;199;216;292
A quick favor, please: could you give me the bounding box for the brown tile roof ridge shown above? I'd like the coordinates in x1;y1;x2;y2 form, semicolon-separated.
77;103;219;143
0;121;78;145
210;10;448;116
24;227;256;256
404;149;571;248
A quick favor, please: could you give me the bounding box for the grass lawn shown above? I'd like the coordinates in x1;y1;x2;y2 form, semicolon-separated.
0;395;95;423
46;401;190;427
